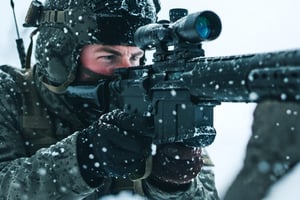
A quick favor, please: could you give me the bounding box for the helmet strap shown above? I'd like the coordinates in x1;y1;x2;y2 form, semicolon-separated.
40;73;76;94
24;28;39;70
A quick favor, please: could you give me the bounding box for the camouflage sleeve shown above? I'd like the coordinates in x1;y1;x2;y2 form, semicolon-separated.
142;149;220;200
0;70;94;199
224;100;300;200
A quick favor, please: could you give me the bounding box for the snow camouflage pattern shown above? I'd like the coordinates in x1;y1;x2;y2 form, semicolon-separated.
0;64;219;199
224;101;300;200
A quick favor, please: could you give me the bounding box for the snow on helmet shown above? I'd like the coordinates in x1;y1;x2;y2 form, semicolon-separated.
31;0;160;92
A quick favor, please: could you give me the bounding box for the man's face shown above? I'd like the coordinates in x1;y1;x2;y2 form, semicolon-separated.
78;44;144;82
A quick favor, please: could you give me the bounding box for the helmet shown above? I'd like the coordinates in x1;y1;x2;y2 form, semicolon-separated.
30;0;160;92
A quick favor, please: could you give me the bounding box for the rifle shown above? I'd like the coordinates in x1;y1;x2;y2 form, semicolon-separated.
65;9;300;147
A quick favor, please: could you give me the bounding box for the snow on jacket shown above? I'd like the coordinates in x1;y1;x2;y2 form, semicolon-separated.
0;65;219;199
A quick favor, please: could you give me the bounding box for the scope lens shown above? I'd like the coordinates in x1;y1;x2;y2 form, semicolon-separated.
195;16;211;39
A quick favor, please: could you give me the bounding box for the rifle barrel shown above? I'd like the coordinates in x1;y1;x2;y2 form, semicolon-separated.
183;48;300;102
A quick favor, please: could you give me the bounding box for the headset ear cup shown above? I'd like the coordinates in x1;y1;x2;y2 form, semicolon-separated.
35;25;79;85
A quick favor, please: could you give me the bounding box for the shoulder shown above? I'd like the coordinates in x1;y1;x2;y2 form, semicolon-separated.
0;65;27;92
0;65;15;81
0;65;26;109
0;65;22;82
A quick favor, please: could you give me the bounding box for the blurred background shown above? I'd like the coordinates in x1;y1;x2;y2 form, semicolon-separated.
1;0;300;199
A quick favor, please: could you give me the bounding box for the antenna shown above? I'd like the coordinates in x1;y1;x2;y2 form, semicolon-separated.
10;0;26;68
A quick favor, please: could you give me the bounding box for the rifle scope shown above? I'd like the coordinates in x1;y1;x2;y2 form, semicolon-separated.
134;10;222;49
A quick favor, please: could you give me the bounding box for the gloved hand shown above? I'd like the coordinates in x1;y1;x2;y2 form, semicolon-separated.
76;109;152;186
149;142;203;190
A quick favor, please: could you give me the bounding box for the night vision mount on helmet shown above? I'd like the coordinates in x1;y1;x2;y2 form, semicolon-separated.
24;0;160;92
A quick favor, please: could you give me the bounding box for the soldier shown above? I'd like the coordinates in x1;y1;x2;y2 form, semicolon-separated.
0;0;219;199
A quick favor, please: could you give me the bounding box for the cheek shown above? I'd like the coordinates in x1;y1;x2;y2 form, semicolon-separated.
96;66;114;76
87;62;114;76
80;52;95;70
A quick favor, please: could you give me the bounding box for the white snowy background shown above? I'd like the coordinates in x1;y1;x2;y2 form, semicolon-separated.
1;0;300;199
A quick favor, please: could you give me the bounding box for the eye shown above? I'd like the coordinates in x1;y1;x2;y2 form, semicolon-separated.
98;55;116;62
131;54;143;62
131;56;139;61
103;55;114;60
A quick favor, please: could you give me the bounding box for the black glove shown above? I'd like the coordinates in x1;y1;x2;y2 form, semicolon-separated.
77;109;152;187
148;142;203;191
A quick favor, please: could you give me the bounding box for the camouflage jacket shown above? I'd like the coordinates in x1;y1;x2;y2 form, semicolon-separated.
0;65;219;200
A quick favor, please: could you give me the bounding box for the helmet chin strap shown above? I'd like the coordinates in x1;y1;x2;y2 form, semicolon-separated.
40;66;112;94
40;73;76;94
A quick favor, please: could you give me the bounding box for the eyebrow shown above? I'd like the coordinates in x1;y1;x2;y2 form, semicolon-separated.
96;46;144;57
